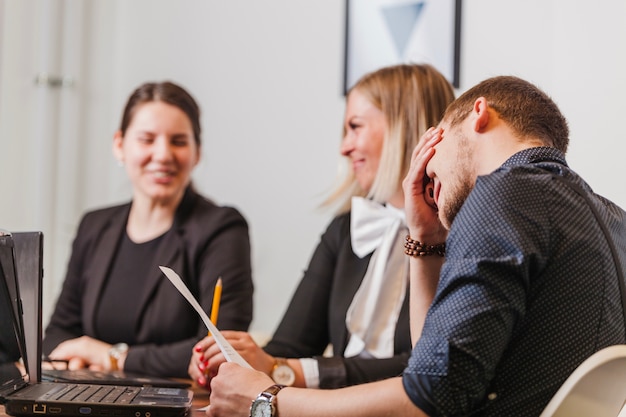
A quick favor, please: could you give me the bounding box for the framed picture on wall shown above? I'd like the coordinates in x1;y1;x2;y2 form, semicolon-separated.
343;0;462;94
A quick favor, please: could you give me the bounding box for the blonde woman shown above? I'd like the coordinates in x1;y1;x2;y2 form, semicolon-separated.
189;64;455;390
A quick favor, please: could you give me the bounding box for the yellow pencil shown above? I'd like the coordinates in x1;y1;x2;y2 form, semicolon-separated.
209;277;222;335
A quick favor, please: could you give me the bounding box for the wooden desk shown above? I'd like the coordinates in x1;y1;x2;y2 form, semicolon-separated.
189;382;211;416
0;381;210;417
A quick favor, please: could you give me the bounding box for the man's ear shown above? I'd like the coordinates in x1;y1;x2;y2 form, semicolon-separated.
471;97;490;132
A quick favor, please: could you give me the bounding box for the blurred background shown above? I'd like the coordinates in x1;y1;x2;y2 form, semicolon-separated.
1;0;625;337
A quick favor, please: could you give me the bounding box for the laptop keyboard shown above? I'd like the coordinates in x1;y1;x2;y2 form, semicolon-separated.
41;384;141;404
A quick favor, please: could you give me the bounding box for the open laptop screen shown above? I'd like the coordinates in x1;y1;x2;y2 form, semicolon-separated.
0;231;44;386
0;255;21;363
11;231;44;383
0;231;28;390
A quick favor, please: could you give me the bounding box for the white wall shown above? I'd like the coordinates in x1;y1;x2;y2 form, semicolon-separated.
1;0;626;337
460;0;626;209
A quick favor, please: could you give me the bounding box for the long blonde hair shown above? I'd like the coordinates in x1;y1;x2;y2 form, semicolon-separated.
326;64;455;213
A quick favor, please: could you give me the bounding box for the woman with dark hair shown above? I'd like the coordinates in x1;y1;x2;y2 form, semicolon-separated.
43;81;254;378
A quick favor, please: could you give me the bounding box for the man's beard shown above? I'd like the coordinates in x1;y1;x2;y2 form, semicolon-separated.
440;179;473;229
440;133;474;229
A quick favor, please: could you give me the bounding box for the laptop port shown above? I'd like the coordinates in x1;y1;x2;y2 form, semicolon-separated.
49;407;62;414
33;404;46;414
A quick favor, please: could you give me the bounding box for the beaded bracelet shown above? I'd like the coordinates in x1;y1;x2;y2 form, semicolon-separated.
404;235;446;257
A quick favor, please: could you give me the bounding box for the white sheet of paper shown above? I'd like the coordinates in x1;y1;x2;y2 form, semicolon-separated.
159;266;252;369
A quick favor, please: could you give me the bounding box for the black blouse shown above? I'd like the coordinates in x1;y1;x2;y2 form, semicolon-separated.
95;232;166;344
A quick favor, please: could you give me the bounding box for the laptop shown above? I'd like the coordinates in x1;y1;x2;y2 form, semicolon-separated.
0;230;193;417
10;231;190;389
2;231;190;389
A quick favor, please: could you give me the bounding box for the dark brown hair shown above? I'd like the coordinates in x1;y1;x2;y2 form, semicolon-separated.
444;76;569;152
119;81;202;146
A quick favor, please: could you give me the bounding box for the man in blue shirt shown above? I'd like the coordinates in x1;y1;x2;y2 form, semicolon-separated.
205;76;626;417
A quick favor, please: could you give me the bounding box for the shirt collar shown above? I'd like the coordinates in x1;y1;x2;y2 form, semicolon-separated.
499;147;568;171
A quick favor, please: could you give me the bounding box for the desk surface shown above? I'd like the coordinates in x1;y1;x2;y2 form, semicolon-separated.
0;381;210;417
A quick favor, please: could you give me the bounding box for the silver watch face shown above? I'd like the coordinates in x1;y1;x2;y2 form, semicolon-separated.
250;399;273;417
272;364;295;386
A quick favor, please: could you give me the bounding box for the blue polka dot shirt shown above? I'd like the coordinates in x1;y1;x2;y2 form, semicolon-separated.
403;147;626;416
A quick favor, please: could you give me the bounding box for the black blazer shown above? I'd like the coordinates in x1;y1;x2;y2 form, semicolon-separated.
264;212;411;388
43;187;254;378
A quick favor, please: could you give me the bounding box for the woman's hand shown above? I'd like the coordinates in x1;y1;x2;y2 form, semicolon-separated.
190;331;276;389
48;336;115;371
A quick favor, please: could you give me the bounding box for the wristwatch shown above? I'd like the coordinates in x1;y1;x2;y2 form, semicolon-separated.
249;384;285;417
108;343;129;371
271;358;295;386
